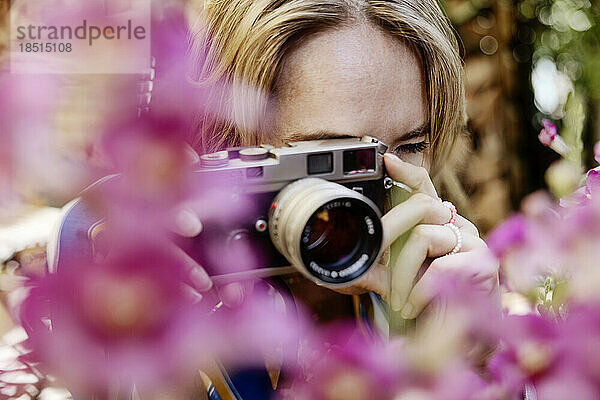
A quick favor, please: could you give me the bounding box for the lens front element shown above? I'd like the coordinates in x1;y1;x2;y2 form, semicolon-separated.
269;178;383;286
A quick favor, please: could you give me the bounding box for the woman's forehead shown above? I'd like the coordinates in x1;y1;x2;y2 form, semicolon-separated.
274;23;428;143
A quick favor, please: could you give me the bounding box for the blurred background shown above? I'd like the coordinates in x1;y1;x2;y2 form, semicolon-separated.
441;0;600;233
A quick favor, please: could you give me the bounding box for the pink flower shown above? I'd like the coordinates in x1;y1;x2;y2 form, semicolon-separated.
586;169;600;198
560;169;600;208
594;141;600;164
486;191;600;296
486;214;527;258
205;284;309;371
18;224;304;397
488;314;561;395
539;120;557;147
282;323;402;400
19;237;209;397
538;120;570;156
281;271;503;400
97;119;196;213
489;305;600;399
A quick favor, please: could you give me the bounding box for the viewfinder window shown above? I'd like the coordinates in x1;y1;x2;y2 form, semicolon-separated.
343;149;376;175
307;153;333;175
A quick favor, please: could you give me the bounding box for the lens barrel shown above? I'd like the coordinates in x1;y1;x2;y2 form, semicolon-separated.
268;178;383;286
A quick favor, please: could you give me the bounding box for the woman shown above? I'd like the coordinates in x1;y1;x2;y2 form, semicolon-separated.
172;3;499;396
181;0;495;320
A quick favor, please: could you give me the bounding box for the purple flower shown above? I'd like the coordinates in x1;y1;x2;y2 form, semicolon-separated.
282;323;402;400
559;169;600;209
487;192;596;296
489;306;600;399
586;169;600;197
393;366;488;400
488;314;562;397
486;214;527;258
594;142;600;164
19;237;209;396
17;223;305;397
205;285;308;371
98;120;196;212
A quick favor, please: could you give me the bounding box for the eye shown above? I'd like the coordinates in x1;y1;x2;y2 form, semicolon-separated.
393;141;430;154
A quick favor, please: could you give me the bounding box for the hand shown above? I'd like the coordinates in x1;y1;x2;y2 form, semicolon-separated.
332;153;498;319
170;206;247;307
166;145;248;307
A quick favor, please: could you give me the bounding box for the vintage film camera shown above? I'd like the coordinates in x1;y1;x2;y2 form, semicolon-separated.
182;136;390;288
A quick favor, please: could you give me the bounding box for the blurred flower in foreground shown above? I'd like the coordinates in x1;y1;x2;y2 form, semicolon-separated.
487;192;569;299
18;237;206;397
83;6;274;229
393;271;502;400
486;214;527;259
209;284;306;371
489;305;600;400
283;269;503;400
95;118;197;222
489;171;600;309
282;323;401;400
10;208;304;397
560;169;600;207
16;231;303;397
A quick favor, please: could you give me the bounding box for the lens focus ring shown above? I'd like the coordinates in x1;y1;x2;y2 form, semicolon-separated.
268;178;383;287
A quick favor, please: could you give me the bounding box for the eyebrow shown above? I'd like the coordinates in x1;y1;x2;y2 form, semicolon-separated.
400;123;430;141
285;122;430;142
285;130;355;141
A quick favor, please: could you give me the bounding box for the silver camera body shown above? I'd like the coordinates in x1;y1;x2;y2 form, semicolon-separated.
183;136;388;288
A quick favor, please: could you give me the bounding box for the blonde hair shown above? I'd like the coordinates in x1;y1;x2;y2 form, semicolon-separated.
189;0;466;173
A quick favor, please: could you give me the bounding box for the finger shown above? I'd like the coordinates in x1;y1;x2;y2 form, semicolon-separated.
168;242;213;292
390;227;482;311
334;263;390;298
383;153;480;239
401;249;500;319
384;153;438;198
381;192;453;250
171;206;203;237
181;283;204;303
454;214;479;237
218;280;255;308
219;283;244;307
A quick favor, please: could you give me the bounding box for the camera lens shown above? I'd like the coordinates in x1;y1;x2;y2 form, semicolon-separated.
269;178;383;286
303;207;360;266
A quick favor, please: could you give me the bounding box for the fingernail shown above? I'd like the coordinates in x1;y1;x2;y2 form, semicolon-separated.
175;209;203;237
401;303;414;319
384;153;402;163
181;284;203;304
190;267;213;291
223;284;244;307
391;293;403;311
